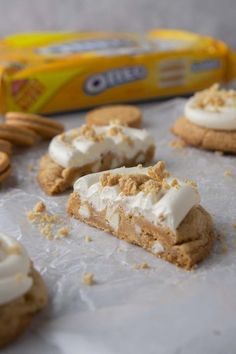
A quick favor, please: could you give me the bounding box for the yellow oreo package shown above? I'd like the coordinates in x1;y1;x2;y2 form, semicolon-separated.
0;29;233;114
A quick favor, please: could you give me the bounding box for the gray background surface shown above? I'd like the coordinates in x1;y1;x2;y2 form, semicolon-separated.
0;0;235;47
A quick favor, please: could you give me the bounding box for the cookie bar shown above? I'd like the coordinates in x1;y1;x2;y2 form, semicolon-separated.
38;123;155;195
172;84;236;153
68;162;214;270
0;233;47;347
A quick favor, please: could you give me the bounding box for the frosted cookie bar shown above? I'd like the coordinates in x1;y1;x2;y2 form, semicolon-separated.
67;162;214;269
0;233;47;347
38;123;155;195
172;84;236;153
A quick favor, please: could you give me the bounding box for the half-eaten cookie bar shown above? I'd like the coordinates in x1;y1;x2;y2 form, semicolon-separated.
67;162;214;270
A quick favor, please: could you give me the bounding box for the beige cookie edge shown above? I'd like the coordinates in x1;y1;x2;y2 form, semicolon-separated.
0;267;48;348
86;105;142;128
171;116;236;153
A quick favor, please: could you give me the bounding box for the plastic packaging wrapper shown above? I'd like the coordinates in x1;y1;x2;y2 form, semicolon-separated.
1;99;236;354
0;29;235;114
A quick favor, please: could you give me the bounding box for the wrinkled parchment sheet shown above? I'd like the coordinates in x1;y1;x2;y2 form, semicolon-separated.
1;99;236;354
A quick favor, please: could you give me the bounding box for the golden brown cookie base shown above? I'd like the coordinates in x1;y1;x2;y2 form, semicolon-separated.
0;267;48;348
67;193;214;270
37;145;155;195
171;116;236;153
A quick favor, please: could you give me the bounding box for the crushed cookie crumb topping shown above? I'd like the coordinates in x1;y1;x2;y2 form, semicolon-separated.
100;172;121;187
185;179;198;189
109;119;123;125
78;125;104;142
191;84;236;111
170;178;180;189
107;126;123;136
99;162;184;196
147;161;170;182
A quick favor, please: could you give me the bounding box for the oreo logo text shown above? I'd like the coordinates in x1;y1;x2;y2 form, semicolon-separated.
84;65;147;95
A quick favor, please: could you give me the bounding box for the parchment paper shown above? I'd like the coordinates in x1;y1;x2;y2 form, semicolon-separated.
1;99;236;354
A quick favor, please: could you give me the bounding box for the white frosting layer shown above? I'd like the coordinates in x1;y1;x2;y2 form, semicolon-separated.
74;165;200;232
0;233;33;306
49;124;154;168
185;96;236;130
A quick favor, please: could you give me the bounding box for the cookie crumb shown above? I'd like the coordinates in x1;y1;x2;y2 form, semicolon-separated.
85;235;92;242
40;224;53;240
27;206;69;241
58;227;69;238
170;178;180;189
224;170;232;177
82;272;94;285
133;262;150;269
169;139;186;149
33;201;46;213
185;179;198;189
148;161;170;182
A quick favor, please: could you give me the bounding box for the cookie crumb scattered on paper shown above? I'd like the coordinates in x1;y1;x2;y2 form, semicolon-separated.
33;201;46;213
85;235;93;242
27;202;69;240
169;139;186;149
82;272;94;285
224;170;232;177
57;226;69;238
133;262;150;269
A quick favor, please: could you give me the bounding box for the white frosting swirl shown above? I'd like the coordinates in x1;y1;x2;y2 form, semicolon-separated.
49;124;154;168
0;233;33;306
185;96;236;131
73;165;200;232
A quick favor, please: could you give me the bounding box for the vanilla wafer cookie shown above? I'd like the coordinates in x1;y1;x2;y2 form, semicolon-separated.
0;152;11;182
0;139;12;155
0;123;39;146
5;112;64;139
86;105;142;128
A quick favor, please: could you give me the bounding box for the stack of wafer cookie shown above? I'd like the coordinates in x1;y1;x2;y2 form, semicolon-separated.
0;112;64;183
